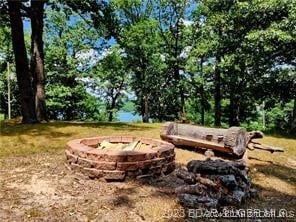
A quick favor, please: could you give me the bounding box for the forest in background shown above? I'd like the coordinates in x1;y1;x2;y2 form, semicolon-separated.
0;0;295;134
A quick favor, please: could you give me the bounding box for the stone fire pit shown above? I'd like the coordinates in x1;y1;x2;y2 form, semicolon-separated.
65;136;175;181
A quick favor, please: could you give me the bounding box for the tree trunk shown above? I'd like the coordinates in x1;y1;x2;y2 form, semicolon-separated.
30;1;48;122
173;19;185;118
214;55;221;127
229;94;240;126
180;86;186;118
8;0;37;123
200;90;205;125
200;57;205;125
142;89;149;123
160;122;247;157
291;96;296;133
173;65;186;119
65;107;73;121
108;110;113;122
108;98;116;122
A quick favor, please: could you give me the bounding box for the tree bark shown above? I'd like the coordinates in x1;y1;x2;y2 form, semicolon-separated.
290;96;296;133
200;88;205;125
160;122;247;157
173;64;186;119
108;98;116;122
172;18;185;119
142;89;149;123
108;107;113;122
137;67;149;123
214;55;221;126
180;86;186;118
30;0;48;122
229;93;240;126
200;57;205;125
8;0;37;123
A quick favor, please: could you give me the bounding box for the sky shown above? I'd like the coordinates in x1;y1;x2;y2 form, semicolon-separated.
23;19;30;33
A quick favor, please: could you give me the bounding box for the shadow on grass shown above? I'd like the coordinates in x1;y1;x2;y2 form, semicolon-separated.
48;121;153;130
249;160;296;187
247;184;296;210
263;131;296;140
0;120;153;137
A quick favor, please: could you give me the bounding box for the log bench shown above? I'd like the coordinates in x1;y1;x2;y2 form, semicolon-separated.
160;122;247;157
160;122;283;159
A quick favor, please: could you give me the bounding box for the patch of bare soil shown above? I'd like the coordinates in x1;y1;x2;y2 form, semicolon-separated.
0;148;295;222
0;152;183;222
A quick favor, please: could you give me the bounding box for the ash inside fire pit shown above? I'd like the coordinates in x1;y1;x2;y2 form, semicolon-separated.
65;136;175;181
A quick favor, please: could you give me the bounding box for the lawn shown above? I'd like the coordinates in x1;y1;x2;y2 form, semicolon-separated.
0;120;295;221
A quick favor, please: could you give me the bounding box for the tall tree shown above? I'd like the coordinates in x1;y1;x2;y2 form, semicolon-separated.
115;0;161;122
90;45;128;122
44;8;101;120
196;0;229;126
157;0;195;119
7;0;37;123
120;19;162;122
115;0;196;122
1;0;48;122
196;0;296;127
30;0;48;121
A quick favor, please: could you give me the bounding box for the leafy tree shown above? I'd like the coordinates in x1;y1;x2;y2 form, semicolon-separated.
120;18;165;122
60;0;118;38
44;8;102;120
156;0;197;119
0;63;21;119
0;19;17;118
89;45;128;121
1;0;48;122
1;0;295;135
194;0;296;128
30;0;48;121
114;1;163;122
7;0;37;123
185;52;213;125
242;0;296;133
114;0;197;121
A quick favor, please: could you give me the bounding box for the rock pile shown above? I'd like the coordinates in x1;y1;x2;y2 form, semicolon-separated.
176;159;253;208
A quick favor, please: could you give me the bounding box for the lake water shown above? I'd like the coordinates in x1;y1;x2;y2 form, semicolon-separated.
117;111;142;122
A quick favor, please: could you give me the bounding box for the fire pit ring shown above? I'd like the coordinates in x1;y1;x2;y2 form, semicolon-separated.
65;136;175;181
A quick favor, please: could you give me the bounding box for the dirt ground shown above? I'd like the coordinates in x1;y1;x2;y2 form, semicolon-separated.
0;151;185;222
0;150;295;222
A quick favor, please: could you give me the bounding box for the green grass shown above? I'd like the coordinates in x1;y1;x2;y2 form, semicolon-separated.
0;120;161;157
0;113;4;121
